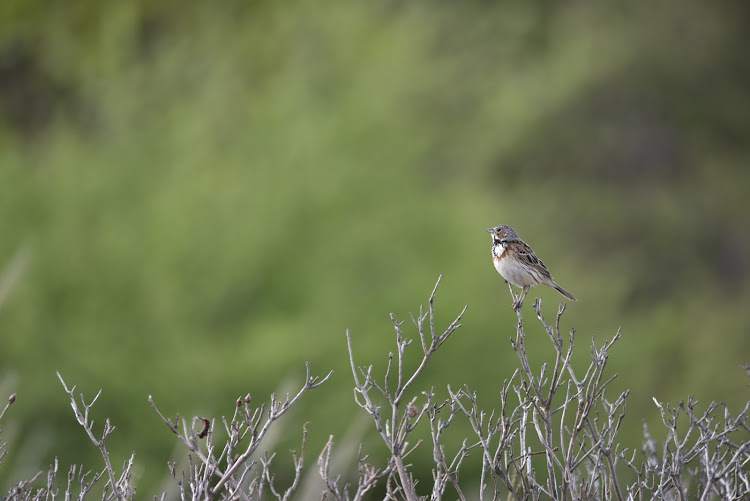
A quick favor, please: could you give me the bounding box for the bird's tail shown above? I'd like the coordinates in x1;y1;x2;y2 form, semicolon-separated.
551;283;577;302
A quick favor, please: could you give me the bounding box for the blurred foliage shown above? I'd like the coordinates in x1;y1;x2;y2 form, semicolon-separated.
1;0;749;496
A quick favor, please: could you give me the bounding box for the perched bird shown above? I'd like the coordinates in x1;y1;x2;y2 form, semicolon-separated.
487;224;577;310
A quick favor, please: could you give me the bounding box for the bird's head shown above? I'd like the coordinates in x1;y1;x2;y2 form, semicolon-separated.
486;224;519;242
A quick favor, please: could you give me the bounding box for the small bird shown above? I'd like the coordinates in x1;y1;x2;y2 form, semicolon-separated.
487;224;577;310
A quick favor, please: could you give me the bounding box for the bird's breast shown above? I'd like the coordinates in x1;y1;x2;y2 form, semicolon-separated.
492;243;542;287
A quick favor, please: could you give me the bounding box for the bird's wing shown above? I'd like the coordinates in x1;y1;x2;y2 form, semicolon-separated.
512;240;553;279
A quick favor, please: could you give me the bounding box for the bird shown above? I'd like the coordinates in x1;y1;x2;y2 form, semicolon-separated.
487;224;577;310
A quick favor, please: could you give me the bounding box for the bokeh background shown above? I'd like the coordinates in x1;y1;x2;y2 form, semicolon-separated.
1;0;749;496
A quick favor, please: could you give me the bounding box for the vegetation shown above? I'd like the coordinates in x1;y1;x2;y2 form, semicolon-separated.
1;0;749;497
2;278;748;499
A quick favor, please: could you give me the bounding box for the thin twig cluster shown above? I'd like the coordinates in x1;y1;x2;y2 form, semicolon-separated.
1;276;748;500
329;275;467;501
321;276;749;500
148;362;332;500
1;365;331;500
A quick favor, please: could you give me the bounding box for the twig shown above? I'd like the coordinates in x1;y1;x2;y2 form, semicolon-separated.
56;371;131;500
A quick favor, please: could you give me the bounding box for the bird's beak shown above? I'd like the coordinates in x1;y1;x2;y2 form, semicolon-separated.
486;227;495;234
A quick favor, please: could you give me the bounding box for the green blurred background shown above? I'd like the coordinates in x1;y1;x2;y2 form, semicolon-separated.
1;0;749;496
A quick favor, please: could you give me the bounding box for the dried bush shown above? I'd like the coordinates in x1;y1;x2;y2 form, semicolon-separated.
1;277;748;500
